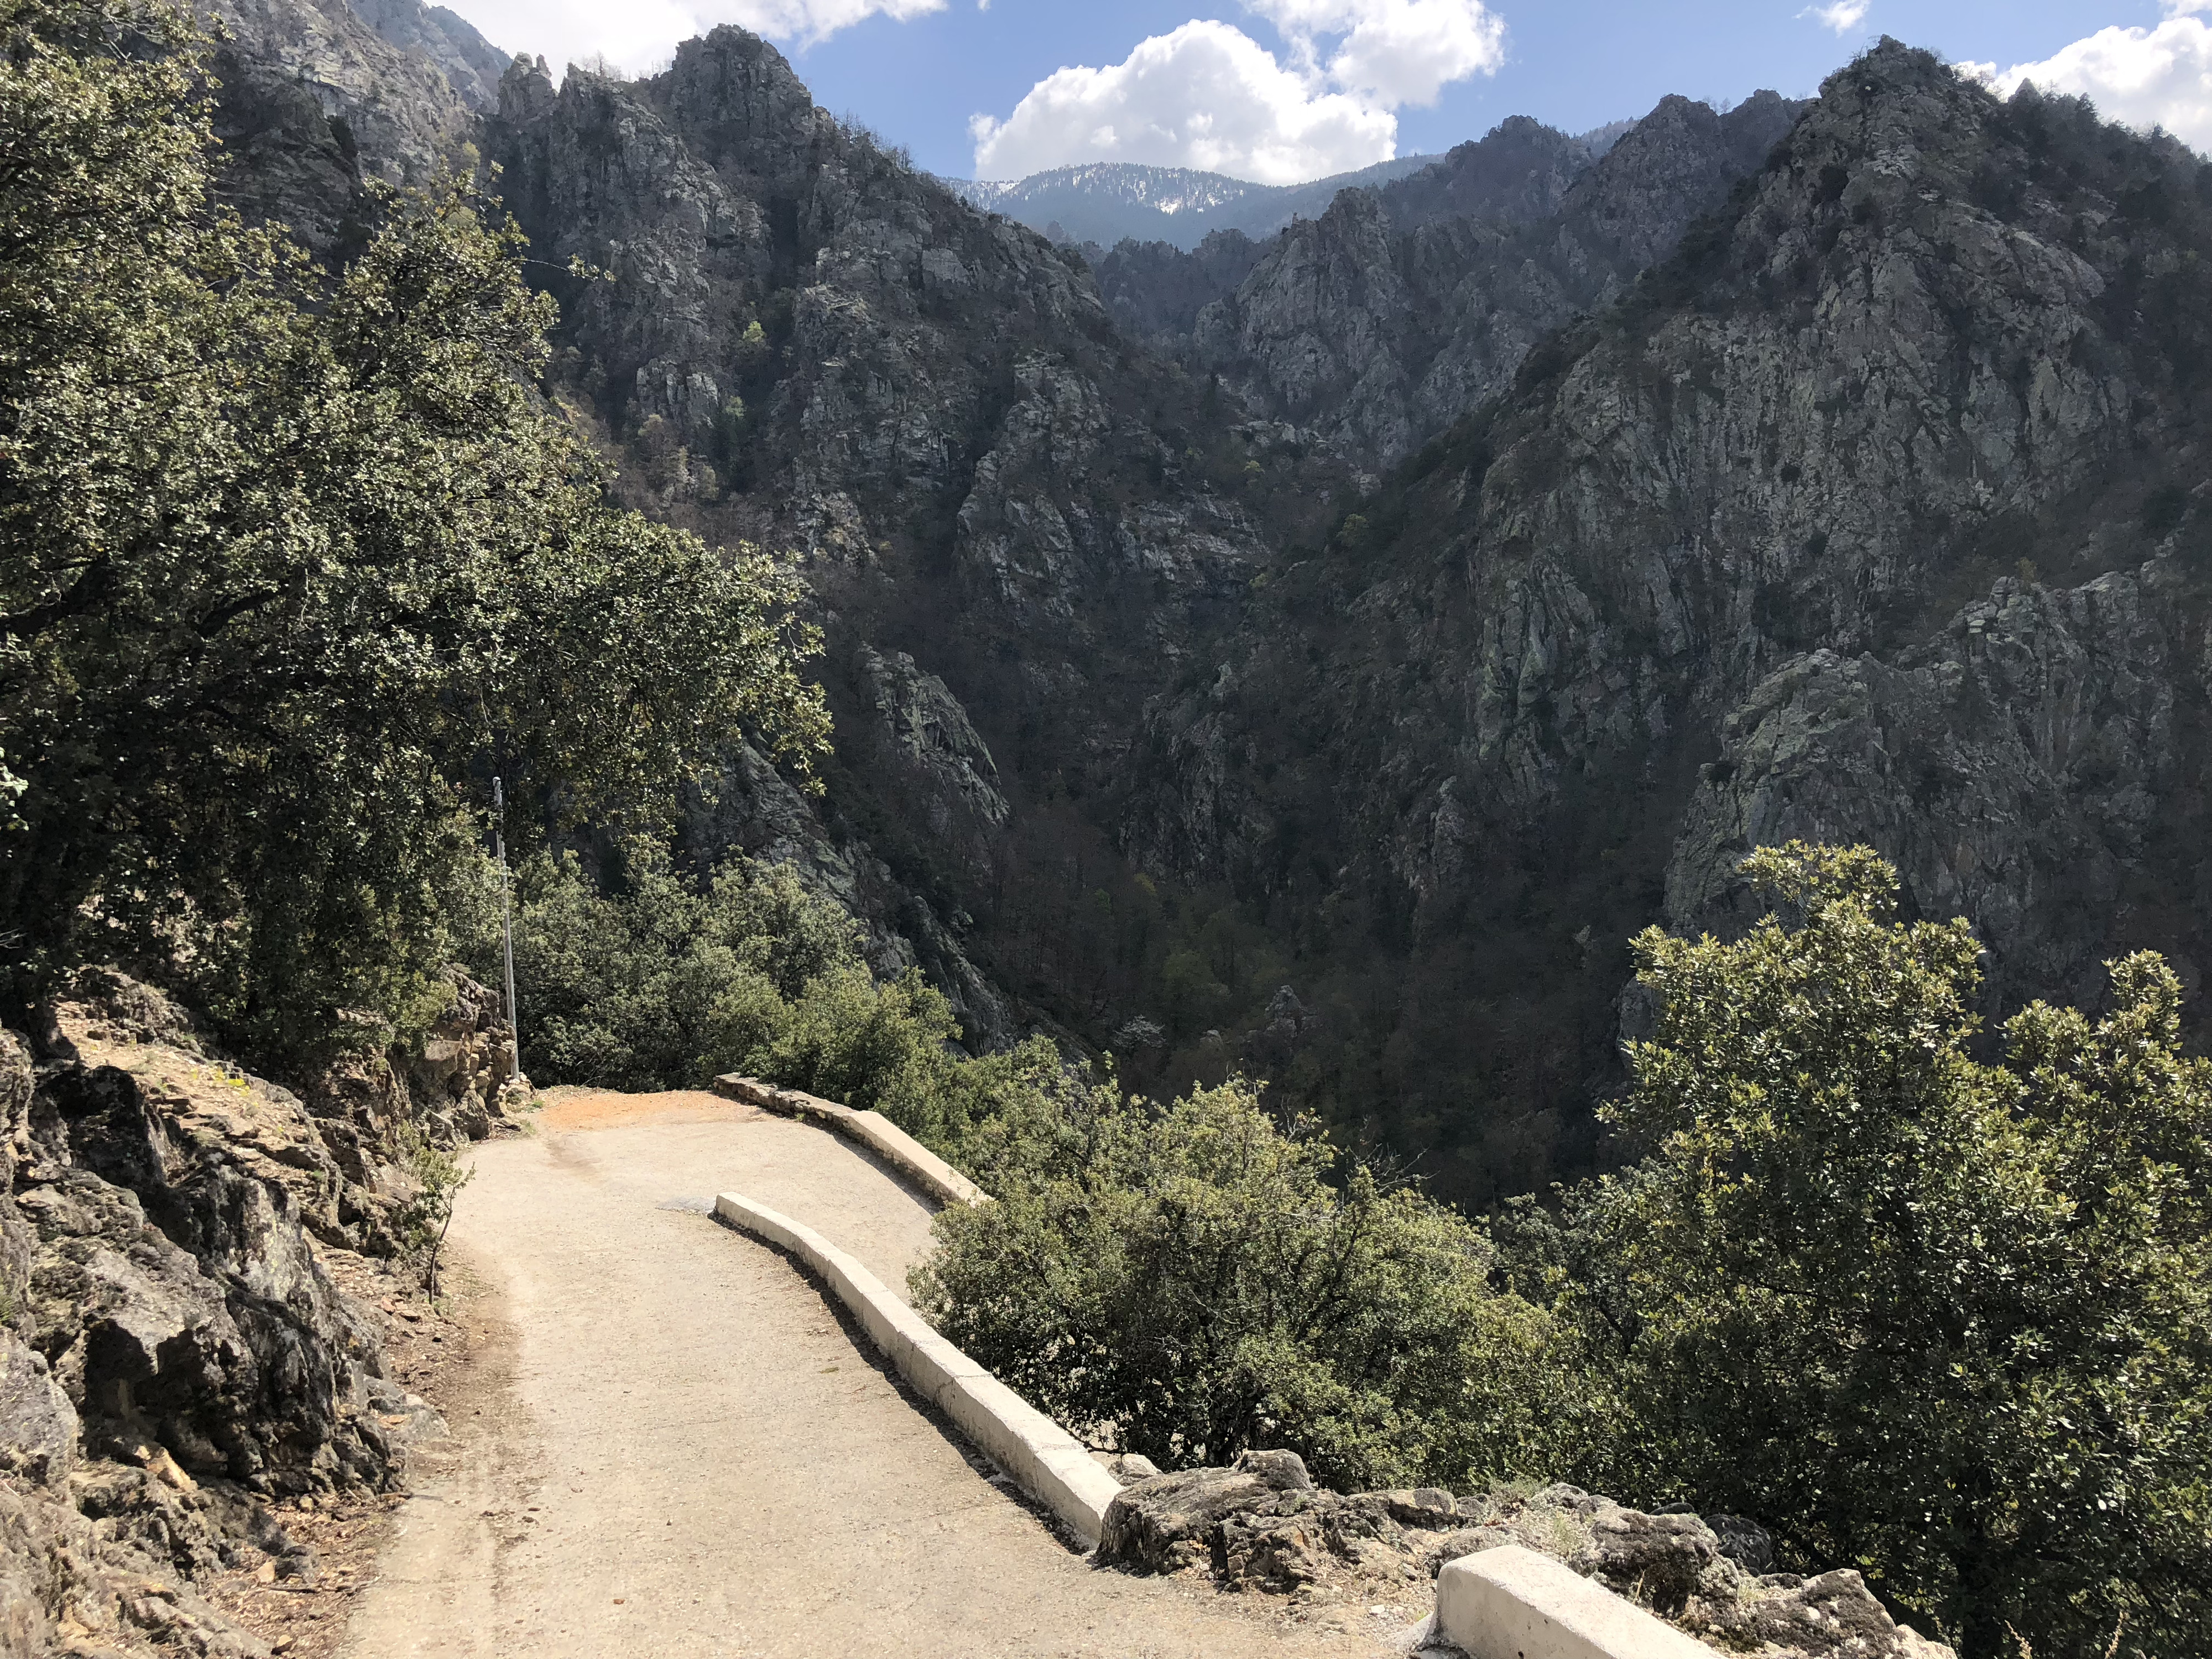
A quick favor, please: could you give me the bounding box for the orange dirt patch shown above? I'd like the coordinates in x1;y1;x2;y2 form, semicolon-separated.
532;1084;762;1132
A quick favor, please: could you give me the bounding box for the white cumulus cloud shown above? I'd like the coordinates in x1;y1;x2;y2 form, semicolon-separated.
970;20;1397;185
971;0;1504;184
1961;12;2212;154
1802;1;1870;36
447;0;945;78
1243;0;1505;103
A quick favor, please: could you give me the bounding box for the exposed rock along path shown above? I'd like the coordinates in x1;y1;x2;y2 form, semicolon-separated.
341;1090;1404;1659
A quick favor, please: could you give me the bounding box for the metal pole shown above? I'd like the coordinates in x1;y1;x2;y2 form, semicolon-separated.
494;776;520;1084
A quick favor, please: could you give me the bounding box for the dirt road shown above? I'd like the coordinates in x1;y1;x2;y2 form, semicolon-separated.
341;1091;1415;1659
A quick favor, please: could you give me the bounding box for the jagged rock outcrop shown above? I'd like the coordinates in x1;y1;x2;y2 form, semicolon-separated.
857;644;1011;830
1087;116;1599;353
1190;91;1804;466
17;972;444;1492
1101;1456;1953;1658
1091;229;1269;350
681;743;1020;1047
200;0;486;249
1376;116;1595;233
0;967;519;1653
1125;43;2212;1172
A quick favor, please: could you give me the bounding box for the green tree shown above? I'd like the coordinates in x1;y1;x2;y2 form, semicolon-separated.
0;0;828;1055
913;1078;1584;1490
489;843;1087;1160
1566;843;2211;1658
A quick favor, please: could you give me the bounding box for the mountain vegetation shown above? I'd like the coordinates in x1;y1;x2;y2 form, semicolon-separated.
2;1;2209;1654
0;0;825;1063
921;843;2212;1657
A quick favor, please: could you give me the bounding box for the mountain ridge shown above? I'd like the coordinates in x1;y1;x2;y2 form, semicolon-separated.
946;154;1445;249
184;3;2212;1205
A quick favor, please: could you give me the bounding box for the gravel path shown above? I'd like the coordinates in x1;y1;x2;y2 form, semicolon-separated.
341;1091;1412;1659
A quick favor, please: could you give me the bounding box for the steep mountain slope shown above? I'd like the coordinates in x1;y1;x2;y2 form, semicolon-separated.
475;34;1354;1043
1188;91;1804;467
185;7;2212;1204
1126;42;2212;1189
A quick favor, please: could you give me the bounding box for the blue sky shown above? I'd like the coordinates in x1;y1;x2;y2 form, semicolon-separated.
447;1;2212;180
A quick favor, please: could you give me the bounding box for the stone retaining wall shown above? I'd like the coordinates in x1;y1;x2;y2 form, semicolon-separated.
711;1075;986;1208
1437;1546;1721;1659
712;1191;1122;1546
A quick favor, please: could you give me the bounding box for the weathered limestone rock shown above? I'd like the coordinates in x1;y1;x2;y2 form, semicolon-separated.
405;969;527;1142
0;1471;270;1658
1667;563;2189;1014
0;967;485;1653
1102;1467;1952;1659
0;1330;78;1486
1099;1447;1318;1575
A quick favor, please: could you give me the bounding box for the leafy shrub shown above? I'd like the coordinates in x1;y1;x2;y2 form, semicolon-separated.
1530;843;2212;1659
479;844;855;1092
912;1077;1587;1491
483;845;1095;1160
392;1126;474;1302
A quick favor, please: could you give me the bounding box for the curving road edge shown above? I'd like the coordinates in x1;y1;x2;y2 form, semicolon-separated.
712;1076;987;1208
712;1191;1122;1547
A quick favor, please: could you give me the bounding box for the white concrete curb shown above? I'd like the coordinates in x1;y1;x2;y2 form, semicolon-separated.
712;1075;987;1209
712;1190;1122;1548
1437;1545;1721;1659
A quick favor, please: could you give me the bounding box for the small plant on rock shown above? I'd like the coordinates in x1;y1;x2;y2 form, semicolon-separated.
394;1128;474;1302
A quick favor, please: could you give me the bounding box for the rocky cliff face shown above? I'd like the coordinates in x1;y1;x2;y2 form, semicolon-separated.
0;968;521;1652
1126;43;2212;1184
1186;91;1804;467
349;0;509;109
200;0;491;251
1666;556;2206;1014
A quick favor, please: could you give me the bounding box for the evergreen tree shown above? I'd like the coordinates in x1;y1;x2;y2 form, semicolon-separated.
1564;843;2211;1657
0;0;828;1054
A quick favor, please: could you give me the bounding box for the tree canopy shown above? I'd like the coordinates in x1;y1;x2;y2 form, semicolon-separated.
0;0;827;1053
915;1077;1587;1491
1527;843;2212;1658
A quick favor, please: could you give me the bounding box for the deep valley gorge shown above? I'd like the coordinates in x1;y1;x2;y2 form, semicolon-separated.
4;3;2211;1652
194;0;2212;1204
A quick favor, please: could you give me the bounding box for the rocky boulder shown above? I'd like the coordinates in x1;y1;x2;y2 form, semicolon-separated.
0;1328;78;1486
0;967;495;1651
1100;1447;1324;1577
1102;1463;1953;1659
